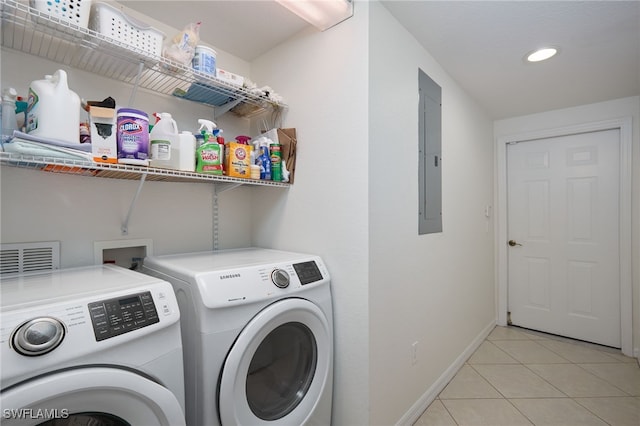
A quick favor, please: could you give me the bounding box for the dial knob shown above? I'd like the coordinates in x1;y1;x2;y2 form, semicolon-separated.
12;317;65;356
271;269;290;288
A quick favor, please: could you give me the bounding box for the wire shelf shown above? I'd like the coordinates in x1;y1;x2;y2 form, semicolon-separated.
0;152;290;188
0;0;287;117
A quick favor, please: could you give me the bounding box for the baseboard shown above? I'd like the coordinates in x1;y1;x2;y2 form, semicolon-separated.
396;320;496;426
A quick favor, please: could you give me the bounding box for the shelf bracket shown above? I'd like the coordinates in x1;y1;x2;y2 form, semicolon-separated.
211;182;243;250
122;173;147;235
213;99;242;118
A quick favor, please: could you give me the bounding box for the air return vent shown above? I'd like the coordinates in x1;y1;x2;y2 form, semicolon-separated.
0;242;60;276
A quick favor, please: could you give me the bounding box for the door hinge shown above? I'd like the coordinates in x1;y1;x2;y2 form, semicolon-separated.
507;311;513;325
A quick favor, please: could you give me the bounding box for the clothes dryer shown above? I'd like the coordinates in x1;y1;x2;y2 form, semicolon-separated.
0;265;186;426
142;248;333;426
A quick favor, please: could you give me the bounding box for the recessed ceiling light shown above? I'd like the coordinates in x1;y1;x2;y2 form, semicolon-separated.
525;47;559;63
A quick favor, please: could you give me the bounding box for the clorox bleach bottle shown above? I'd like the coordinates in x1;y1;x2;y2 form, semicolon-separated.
26;69;81;144
149;112;178;169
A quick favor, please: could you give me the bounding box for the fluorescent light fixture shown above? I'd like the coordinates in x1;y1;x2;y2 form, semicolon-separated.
525;47;559;62
276;0;354;31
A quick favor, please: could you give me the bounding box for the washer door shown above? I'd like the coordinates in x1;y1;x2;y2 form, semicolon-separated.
219;298;332;426
1;367;185;426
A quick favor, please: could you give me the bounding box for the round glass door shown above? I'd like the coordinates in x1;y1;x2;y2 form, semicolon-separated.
246;322;317;420
39;413;128;425
219;298;332;426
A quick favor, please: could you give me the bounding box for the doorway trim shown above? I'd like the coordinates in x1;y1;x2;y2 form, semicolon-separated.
496;117;633;356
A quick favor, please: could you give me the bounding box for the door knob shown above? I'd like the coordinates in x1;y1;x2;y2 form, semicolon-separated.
508;240;522;247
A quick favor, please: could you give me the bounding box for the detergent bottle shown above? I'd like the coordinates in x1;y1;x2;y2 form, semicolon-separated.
149;112;179;168
26;70;81;144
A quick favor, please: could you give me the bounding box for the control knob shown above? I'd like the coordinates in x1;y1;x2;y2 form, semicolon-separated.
12;317;65;356
271;269;290;288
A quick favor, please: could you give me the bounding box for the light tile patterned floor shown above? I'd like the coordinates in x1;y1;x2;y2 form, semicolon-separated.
414;326;640;426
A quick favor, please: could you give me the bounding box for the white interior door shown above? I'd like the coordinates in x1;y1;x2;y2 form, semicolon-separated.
507;129;620;347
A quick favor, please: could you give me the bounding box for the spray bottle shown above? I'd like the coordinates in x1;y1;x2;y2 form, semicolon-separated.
256;137;271;180
213;128;225;174
236;135;251;145
196;119;222;174
1;87;18;140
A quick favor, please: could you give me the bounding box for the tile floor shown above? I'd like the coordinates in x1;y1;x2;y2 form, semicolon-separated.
414;326;640;426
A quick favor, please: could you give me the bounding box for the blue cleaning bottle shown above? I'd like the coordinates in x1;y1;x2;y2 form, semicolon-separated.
257;138;271;180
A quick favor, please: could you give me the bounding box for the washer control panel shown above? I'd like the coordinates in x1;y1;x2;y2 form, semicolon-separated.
88;291;159;341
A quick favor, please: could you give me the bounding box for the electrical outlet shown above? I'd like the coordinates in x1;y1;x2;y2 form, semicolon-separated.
411;341;419;366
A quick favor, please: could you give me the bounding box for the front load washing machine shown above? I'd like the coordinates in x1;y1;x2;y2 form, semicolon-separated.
142;248;333;426
0;264;186;426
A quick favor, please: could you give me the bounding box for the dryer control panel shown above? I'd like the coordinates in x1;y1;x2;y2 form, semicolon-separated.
293;261;324;285
88;291;159;341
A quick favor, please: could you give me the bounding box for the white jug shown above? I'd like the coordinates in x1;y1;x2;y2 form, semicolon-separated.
149;112;179;169
26;69;81;144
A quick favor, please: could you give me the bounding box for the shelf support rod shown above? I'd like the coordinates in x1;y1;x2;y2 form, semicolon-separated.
212;182;243;250
213;185;219;251
122;173;147;235
128;62;145;106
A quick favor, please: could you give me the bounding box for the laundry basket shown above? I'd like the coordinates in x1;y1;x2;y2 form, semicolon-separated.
89;2;165;56
30;0;93;29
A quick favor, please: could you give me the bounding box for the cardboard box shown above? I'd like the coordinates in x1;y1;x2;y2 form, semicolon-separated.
274;128;297;184
216;69;245;87
90;106;117;163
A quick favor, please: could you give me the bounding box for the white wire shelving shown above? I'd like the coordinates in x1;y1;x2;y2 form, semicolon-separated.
0;0;290;189
0;152;287;188
0;0;287;117
0;0;292;237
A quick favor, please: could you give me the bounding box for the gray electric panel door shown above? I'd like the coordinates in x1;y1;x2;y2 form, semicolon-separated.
418;69;442;234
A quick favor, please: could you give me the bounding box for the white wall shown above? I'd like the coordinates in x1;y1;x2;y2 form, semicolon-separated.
368;2;495;424
494;96;640;357
251;1;496;424
250;4;371;425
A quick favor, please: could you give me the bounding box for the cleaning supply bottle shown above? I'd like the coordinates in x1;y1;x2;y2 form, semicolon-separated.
269;139;282;182
196;119;222;174
26;69;81;144
149;112;178;168
198;119;216;141
1;87;18;139
214;128;225;174
257;138;271;180
236;135;251;145
178;130;196;172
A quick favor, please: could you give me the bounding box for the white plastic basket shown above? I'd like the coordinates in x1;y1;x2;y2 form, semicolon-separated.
30;0;93;29
88;2;165;56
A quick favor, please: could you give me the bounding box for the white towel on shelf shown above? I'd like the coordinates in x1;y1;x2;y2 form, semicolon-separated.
3;139;93;161
10;130;92;152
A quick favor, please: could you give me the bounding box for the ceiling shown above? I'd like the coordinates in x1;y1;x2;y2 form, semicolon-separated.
125;1;640;119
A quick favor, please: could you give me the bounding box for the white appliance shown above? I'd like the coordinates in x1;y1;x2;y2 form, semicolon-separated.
0;265;186;426
142;248;333;426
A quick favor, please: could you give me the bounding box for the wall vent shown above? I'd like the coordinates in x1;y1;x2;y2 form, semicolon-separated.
0;242;60;276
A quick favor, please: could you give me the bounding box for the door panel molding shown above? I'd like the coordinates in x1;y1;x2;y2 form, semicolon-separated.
496;117;633;355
